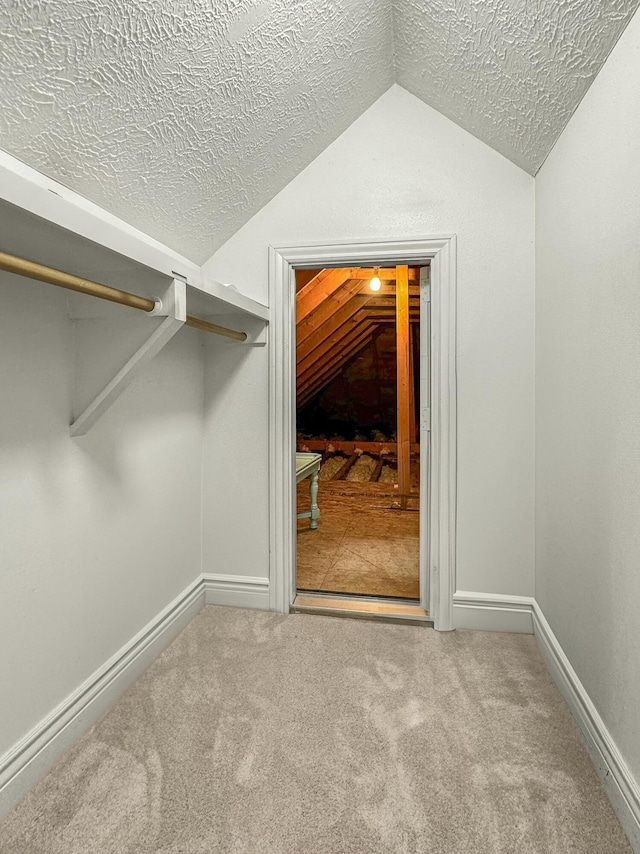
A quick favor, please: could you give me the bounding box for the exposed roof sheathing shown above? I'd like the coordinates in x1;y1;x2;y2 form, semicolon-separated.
1;1;638;261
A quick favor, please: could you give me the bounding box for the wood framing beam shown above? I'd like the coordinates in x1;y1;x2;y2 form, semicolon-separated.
299;318;378;385
297;364;343;409
298;343;380;406
396;264;411;510
297;279;367;345
298;298;419;366
297;311;375;378
347;282;420;297
409;324;417;444
297;268;419;323
334;453;359;480
366;307;420;317
296;268;355;322
370;458;384;482
298;316;418;406
297;295;373;363
297;440;420;455
298;323;388;404
349;268;419;282
297;372;341;409
299;312;418;369
298;323;377;397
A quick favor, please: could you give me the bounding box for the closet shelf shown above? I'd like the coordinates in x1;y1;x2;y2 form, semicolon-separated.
0;150;270;327
0;154;270;435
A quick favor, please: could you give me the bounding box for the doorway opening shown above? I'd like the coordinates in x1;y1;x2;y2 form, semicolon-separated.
268;237;456;630
295;264;427;608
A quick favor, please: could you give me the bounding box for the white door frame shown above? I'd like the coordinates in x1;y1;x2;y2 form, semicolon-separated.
268;237;457;631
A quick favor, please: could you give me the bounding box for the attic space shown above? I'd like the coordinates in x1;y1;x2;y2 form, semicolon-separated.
295;265;425;601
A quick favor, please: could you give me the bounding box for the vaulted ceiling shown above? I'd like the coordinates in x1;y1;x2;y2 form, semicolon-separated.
1;1;638;263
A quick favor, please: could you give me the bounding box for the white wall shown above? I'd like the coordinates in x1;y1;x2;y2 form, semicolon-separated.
202;84;535;598
536;10;640;784
202;333;269;580
0;276;204;758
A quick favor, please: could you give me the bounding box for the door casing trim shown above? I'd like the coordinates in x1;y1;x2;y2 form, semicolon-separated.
268;236;457;630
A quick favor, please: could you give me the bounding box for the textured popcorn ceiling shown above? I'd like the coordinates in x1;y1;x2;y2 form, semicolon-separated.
0;1;638;262
0;0;394;262
393;0;640;175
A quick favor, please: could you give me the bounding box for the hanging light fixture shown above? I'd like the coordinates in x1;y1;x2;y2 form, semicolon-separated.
369;266;381;292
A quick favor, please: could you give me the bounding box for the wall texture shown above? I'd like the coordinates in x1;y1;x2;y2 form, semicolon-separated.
202;84;535;598
201;330;270;582
536;9;640;784
0;277;204;758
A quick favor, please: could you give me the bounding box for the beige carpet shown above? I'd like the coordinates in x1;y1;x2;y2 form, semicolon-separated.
0;607;632;854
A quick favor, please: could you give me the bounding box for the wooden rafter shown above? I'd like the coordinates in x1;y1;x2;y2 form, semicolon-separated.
295;267;423;414
298;324;386;404
297;295;374;364
296;267;418;289
296;268;356;322
297;312;415;394
297;270;419;327
299;285;419;344
298;318;377;390
297;279;367;345
297;367;343;409
340;267;419;282
297;310;375;378
297;295;419;364
306;322;386;387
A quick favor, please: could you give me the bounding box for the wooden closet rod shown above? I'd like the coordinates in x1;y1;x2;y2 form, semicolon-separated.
0;251;248;342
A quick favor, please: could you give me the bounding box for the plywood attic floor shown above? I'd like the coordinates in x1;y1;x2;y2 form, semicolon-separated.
296;480;420;599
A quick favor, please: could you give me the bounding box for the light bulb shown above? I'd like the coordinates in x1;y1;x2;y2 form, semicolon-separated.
369;276;381;292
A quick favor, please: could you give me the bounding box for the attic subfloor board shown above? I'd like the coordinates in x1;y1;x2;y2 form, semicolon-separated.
297;480;420;599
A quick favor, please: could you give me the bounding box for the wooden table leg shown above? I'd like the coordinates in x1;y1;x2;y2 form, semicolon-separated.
309;471;320;529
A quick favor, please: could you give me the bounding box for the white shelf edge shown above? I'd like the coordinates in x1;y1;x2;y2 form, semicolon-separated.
190;280;270;322
0;150;270;324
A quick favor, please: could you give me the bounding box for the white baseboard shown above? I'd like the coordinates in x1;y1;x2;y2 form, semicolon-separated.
203;573;270;610
0;572;271;821
0;578;205;822
533;603;640;853
453;591;534;632
2;577;637;854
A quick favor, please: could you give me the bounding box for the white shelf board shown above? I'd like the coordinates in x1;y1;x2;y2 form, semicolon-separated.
0;151;270;324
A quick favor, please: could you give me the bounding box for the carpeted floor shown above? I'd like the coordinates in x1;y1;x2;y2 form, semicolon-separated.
0;607;632;854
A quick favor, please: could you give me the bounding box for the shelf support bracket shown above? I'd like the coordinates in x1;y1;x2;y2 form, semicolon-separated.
70;278;186;437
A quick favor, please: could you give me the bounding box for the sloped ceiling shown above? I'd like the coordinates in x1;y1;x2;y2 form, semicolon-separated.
393;0;639;175
0;0;394;262
0;1;638;263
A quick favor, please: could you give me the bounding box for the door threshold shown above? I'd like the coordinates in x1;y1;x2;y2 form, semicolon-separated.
292;593;432;626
